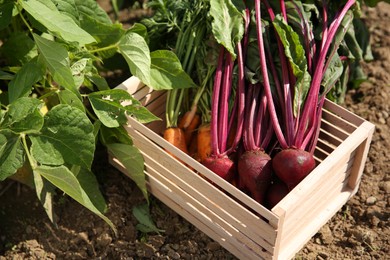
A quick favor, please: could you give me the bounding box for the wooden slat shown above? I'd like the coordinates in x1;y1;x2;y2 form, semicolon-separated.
320;119;350;140
318;129;343;146
316;138;337;154
321;109;357;134
138;90;166;107
313;145;330;161
323;100;365;126
132;85;154;101
348;122;375;189
144;92;167;113
115;76;145;94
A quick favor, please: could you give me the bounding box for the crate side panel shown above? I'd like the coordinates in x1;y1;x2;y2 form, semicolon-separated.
109;158;270;260
143;160;275;257
277;185;356;260
279;158;354;245
126;125;279;246
347;122;375;189
146;174;273;260
275;122;372;258
115;76;145;94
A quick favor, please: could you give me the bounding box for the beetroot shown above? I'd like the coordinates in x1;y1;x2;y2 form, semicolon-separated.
202;156;236;182
238;150;273;204
265;181;289;209
272;148;316;189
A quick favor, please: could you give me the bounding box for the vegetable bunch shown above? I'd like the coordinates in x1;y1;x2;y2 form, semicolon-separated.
142;0;376;208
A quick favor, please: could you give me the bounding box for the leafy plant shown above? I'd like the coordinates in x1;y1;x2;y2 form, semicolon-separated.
0;0;194;234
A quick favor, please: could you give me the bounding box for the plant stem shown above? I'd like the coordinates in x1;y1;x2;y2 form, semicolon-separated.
89;44;118;54
219;53;233;153
210;46;225;156
255;0;288;149
16;2;33;34
295;0;356;148
21;134;37;170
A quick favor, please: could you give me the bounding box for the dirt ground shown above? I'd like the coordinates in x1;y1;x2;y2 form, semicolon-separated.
0;2;389;260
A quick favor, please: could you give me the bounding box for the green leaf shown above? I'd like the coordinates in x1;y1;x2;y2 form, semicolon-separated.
328;11;354;61
99;125;133;146
106;143;148;202
322;53;344;97
118;32;151;87
86;74;110;91
0;0;14;30
71;166;107;214
53;0;112;25
1;32;38;66
128;23;149;42
71;58;88;88
57;89;85;112
150;50;196;90
0;130;25;181
30;104;95;169
79;14;124;49
32;170;55;222
88;89;159;128
21;0;96;45
33;34;78;95
209;0;244;58
0;70;13;80
35;165;116;234
133;203;164;234
2;97;44;134
8;59;45;103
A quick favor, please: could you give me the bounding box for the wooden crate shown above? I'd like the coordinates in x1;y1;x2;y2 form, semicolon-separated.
109;76;375;260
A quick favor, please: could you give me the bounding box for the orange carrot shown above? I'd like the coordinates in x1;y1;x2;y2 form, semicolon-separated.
163;127;188;157
178;103;197;129
197;123;211;162
178;111;191;129
188;131;199;159
184;114;201;145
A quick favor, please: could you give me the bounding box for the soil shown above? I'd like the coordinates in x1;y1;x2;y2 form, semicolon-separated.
1;2;389;260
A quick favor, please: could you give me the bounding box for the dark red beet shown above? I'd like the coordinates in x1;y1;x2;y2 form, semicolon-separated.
202;156;236;182
272;148;316;189
237;150;273;204
265;181;289;209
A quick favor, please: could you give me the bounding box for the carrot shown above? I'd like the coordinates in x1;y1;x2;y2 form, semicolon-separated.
197;123;211;162
188;130;199;159
163;127;188;158
185;115;201;146
178;105;197;129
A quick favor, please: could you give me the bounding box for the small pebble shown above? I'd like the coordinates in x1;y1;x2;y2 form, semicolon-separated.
381;181;390;193
378;117;386;124
366;196;377;205
206;241;221;251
